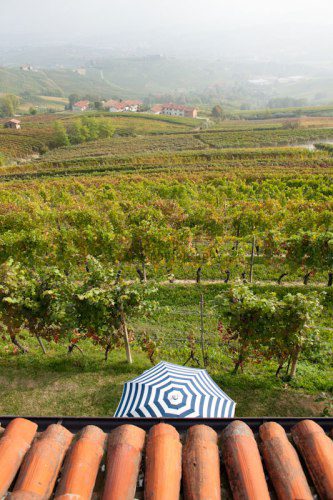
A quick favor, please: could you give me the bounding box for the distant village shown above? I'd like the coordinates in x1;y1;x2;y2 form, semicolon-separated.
73;99;198;118
2;98;198;131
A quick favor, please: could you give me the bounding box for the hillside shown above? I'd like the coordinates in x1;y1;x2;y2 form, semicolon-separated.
0;67;128;99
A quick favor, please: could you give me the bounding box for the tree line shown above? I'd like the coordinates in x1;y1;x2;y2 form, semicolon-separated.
52;117;115;147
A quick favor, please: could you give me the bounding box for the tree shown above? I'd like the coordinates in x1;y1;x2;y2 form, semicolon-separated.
67;120;88;144
97;119;115;139
211;105;224;119
82;116;99;141
68;94;79;111
0;94;20;117
52;121;70;147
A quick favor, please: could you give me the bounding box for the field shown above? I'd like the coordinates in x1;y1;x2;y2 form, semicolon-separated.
0;110;332;417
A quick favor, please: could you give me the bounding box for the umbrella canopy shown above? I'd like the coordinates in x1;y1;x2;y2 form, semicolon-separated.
114;361;236;418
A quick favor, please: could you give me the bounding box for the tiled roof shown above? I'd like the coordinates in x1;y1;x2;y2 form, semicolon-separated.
151;104;164;113
73;100;89;108
122;99;143;106
0;417;332;498
104;99;123;109
162;102;197;112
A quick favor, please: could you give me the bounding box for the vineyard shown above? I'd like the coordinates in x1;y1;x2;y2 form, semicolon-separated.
0;111;332;417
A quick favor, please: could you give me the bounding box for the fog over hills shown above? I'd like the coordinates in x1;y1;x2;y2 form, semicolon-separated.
1;0;333;107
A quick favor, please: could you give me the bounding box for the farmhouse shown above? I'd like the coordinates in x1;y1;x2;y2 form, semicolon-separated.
4;119;21;130
72;100;90;112
104;99;143;112
123;100;142;112
150;104;164;114
104;100;126;112
153;103;198;118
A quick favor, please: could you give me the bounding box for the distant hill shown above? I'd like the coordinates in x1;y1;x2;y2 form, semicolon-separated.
1;56;333;108
0;67;129;99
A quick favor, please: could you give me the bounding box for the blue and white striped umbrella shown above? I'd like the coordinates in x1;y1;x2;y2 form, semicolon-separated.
115;361;236;418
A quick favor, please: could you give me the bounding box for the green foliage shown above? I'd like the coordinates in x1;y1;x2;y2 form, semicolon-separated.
52;121;70;147
0;257;157;359
52;117;116;147
284;232;333;273
216;284;324;377
0;94;20;117
211;105;224;119
74;256;156;351
68;94;79;111
0;259;71;350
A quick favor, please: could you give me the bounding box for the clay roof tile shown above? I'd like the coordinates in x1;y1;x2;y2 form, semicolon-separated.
259;421;312;499
291;419;333;499
55;425;106;500
1;417;332;499
11;424;73;500
102;424;145;500
183;424;220;500
145;423;182;500
0;418;37;498
221;420;270;500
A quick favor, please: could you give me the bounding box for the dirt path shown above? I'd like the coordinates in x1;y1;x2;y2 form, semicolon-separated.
160;278;329;287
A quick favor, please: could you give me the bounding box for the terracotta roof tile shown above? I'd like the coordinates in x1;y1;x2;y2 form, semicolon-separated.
183;424;220;500
145;423;182;500
260;421;312;499
0;418;37;498
102;424;145;500
0;417;332;499
11;424;73;500
55;425;106;500
220;420;270;499
291;419;333;499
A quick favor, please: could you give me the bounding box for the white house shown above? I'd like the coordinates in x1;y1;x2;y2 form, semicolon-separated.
160;103;197;118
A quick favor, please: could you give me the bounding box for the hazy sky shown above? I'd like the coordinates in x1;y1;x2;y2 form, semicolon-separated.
1;0;332;62
2;0;332;37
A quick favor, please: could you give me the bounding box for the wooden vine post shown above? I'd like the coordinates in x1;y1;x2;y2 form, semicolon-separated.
200;294;207;367
120;305;133;364
249;235;255;283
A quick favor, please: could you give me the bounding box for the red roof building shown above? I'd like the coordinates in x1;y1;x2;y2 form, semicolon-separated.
0;416;332;498
150;104;164;114
153;103;198;118
73;100;90;111
4;119;21;130
105;99;143;112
